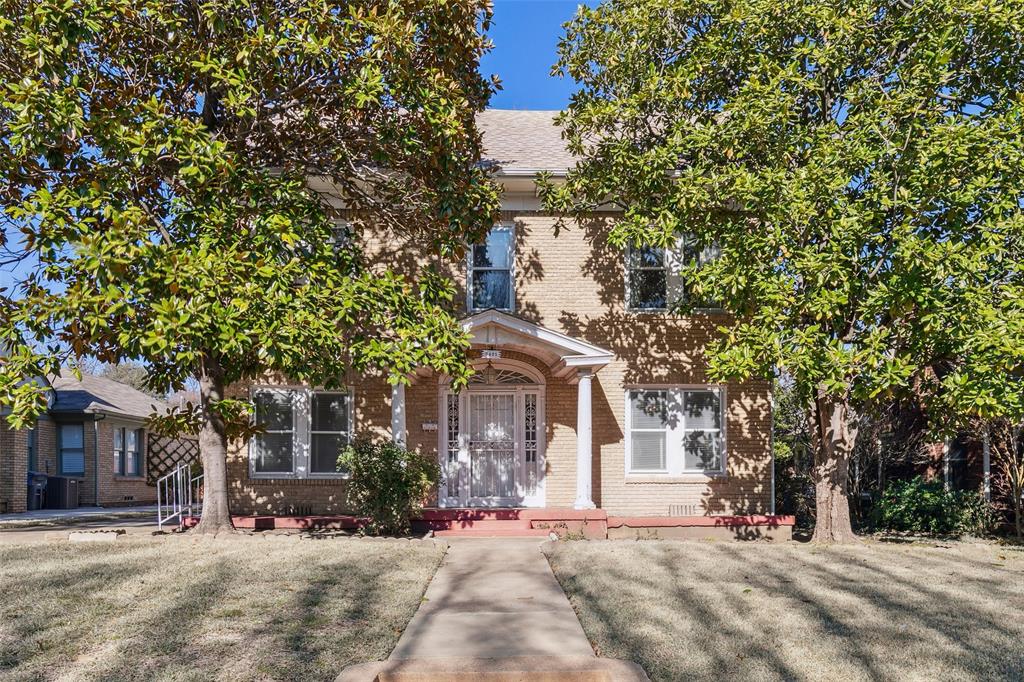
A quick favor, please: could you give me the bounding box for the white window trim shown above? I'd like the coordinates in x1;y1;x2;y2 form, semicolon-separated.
624;237;724;314
249;386;353;480
624;385;728;477
467;222;515;313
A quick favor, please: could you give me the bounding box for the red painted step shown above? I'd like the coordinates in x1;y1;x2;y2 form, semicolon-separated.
433;527;554;538
415;519;534;530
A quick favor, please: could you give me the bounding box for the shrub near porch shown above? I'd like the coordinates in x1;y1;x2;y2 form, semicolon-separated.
0;537;444;681
546;540;1024;681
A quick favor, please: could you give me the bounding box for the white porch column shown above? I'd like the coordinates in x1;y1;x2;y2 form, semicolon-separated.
391;383;406;446
574;368;595;510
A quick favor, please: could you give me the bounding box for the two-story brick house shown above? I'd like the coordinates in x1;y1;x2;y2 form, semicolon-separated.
223;110;787;538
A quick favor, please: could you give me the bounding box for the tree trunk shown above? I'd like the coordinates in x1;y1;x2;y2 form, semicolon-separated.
808;390;860;544
192;355;234;535
1014;495;1022;540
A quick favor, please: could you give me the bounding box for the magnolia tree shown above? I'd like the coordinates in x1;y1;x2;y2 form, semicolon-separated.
0;0;500;533
545;0;1024;542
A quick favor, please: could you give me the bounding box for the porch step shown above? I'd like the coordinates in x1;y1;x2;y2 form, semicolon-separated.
433;527;554;538
415;519;534;531
417;509;527;521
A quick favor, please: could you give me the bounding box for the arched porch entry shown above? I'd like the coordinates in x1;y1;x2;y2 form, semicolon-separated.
397;310;613;509
438;358;545;508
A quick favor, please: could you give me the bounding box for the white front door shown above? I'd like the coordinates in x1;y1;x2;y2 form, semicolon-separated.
439;382;544;508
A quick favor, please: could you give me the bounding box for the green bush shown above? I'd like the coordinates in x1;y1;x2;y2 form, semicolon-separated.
873;476;997;537
337;438;440;536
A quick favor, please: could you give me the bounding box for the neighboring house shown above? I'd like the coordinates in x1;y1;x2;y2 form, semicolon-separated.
224;110;784;537
0;371;170;513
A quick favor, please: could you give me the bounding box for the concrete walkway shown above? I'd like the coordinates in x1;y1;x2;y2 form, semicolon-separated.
390;538;594;660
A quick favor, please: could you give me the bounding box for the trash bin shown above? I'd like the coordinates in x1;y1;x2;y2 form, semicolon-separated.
45;476;80;509
26;472;47;511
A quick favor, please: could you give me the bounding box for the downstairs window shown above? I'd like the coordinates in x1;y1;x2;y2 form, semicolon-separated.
626;388;725;475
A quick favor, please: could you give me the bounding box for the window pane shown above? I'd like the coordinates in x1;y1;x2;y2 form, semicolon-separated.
631;431;666;471
312;394;348;433
126;429;138;452
628;245;664;269
472;270;511;310
629;269;667;310
60;424;84;449
255;391;293;431
127;450;139;476
311;434;345;473
685;391;722;430
472;227;512;268
114;428;124;450
684;431;722;471
62;450;85;475
254;433;293;473
630;391;669;429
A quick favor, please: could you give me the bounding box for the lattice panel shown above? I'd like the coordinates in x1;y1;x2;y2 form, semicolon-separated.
147;433;200;485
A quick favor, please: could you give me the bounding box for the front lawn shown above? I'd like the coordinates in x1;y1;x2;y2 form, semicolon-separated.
0;536;444;681
546;539;1024;681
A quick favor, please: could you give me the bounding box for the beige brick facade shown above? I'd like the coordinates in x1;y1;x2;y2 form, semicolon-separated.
226;212;773;517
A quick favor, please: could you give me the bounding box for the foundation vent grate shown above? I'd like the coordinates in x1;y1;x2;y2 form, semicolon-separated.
668;503;698;517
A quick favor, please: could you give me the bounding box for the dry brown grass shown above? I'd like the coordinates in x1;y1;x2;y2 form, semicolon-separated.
545;539;1024;681
0;536;445;681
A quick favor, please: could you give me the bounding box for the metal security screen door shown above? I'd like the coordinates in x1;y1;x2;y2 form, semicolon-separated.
468;394;516;499
440;367;544;508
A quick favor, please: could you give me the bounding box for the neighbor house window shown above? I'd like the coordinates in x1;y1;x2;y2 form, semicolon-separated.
27;426;36;472
59;423;86;477
250;387;351;478
115;427;143;477
468;224;514;311
626;388;725;475
626;236;721;311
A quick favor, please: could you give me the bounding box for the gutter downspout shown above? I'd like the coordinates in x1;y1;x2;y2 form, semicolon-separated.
93;414;105;506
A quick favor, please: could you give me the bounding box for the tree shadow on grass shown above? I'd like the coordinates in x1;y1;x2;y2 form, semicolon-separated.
548;542;1024;682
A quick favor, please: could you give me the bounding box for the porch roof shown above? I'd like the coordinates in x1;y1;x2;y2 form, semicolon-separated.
461;309;613;382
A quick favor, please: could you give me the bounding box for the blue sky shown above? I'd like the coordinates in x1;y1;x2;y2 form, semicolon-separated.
480;0;591;110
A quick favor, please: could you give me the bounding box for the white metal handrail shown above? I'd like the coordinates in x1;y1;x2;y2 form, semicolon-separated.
157;462;203;531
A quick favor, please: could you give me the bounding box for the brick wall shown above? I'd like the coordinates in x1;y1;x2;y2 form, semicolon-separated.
0;422;28;513
0;415;157;513
96;419;158;506
223;211;772;516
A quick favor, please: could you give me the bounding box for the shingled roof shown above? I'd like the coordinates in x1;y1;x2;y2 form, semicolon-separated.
477;109;573;174
50;371;169;420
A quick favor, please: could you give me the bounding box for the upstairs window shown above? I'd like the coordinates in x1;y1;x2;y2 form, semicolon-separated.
626;388;725;475
627;245;668;310
251;387;352;478
626;236;721;311
469;224;514;311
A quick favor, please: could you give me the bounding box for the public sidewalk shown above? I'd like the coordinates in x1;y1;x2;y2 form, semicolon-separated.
0;505;157;528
